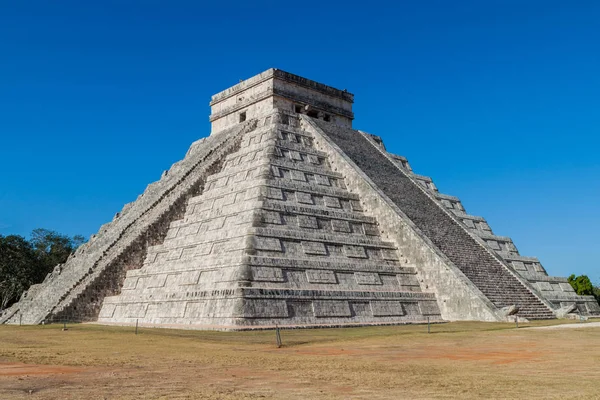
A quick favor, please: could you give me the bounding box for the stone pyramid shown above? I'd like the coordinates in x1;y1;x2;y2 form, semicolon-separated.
2;69;597;329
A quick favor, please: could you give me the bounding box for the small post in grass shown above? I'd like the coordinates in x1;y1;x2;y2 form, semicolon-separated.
135;319;139;335
19;314;22;326
275;324;282;348
62;320;68;331
515;316;519;329
427;316;431;334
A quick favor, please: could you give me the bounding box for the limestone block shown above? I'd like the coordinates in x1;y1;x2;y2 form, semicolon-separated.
114;304;148;319
184;299;238;319
262;211;282;225
121;278;138;290
536;282;553;291
344;245;367;258
290;170;307;182
178;271;202;286
331;220;351;233
512;261;526;271
397;274;419;286
242;300;289;318
194;243;213;256
295;192;313;204
214;238;247;255
252;267;285;282
206;217;226;231
381;249;399;261
532;263;545;273
167;248;184;261
267;187;285;200
154;251;170;264
307;154;320;164
324;196;341;208
253;237;283;252
146;302;187;319
351;223;365;235
306;270;337;283
98;304;116;319
486;240;501;250
298;215;319;229
271;166;282;178
146;275;168;288
477;222;491;231
302;241;327;255
355;272;382;285
313;301;351;317
557;283;573;292
371;301;404;316
350;302;371;316
402;302;421;316
463;219;475;228
419;301;441;315
287;301;313;318
165;228;179;239
315;174;330;186
586;301;600;313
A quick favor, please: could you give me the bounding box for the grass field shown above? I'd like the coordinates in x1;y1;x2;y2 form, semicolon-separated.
0;319;599;399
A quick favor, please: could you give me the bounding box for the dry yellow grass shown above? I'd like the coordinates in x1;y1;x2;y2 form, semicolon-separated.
0;319;599;399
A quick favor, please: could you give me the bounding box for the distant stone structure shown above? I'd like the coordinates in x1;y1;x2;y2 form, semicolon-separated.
2;69;598;329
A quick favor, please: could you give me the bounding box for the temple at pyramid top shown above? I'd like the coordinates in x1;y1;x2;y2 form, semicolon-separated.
209;68;354;132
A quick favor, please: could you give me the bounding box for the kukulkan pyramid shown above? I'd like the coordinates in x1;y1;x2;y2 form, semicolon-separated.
2;69;598;329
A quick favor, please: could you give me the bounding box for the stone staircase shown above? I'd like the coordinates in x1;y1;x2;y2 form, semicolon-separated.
311;119;556;320
382;147;600;317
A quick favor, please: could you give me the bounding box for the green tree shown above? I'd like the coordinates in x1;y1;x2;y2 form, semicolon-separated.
593;280;600;305
0;229;85;310
0;235;37;310
30;229;84;282
567;274;594;296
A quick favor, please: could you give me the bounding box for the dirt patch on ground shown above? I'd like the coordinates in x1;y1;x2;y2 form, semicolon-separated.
0;362;89;376
0;321;598;399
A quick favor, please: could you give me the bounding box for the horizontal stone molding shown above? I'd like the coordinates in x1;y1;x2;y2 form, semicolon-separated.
262;201;375;224
247;256;414;274
241;288;436;301
251;227;396;249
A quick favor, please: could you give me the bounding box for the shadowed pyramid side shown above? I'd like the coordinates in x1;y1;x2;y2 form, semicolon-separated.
307;117;557;320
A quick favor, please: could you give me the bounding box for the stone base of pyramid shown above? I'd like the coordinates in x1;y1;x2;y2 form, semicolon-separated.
93;317;444;332
97;288;442;329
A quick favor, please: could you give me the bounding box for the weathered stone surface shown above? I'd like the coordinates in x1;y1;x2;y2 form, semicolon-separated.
93;105;442;329
5;68;598;329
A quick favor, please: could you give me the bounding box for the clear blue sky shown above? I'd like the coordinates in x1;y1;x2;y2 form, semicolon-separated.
1;1;598;281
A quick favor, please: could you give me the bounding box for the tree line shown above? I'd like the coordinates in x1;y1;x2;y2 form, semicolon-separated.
568;274;600;305
0;229;84;310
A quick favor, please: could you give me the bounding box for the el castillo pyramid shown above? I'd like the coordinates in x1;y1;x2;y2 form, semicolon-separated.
2;69;598;329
